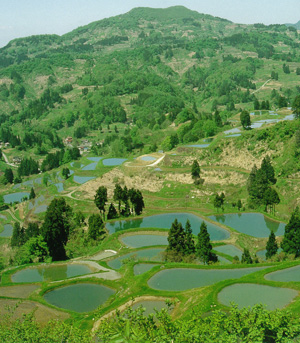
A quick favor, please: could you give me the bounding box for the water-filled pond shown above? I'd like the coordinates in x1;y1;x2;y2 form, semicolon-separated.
131;300;171;315
82;163;97;171
140;156;156;161
148;267;268;291
107;248;165;270
185;144;210;148
225;134;241;138
55;183;64;193
102;158;127;166
218;283;298;310
34;205;48;214
120;234;168;248
134;264;158;275
214;245;243;259
73;176;95;184
4;192;30;204
154;168;162;171
11;263;94;283
224;128;241;134
0;224;13;237
44;283;115;313
208;213;285;238
106;213;230;241
265;265;300;282
256;248;283;260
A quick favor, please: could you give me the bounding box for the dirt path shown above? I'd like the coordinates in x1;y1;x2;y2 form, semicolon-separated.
6;208;22;224
147;154;165;167
2;152;16;167
251;79;271;94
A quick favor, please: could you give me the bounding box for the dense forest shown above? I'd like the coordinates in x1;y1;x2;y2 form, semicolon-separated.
0;6;300;162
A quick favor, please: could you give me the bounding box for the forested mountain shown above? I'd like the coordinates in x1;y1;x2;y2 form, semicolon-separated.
0;6;299;157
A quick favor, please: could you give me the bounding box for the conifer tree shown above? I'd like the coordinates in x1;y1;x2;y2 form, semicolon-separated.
4;168;14;184
41;198;72;261
11;222;25;247
88;214;105;240
281;207;300;257
266;231;278;259
184;220;195;255
113;184;123;214
94;186;107;218
196;221;217;264
29;187;36;200
191;160;200;179
261;156;276;184
167;219;186;255
26;222;39;241
241;248;253;264
107;203;118;220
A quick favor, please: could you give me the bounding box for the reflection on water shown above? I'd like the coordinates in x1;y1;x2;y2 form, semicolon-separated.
106;213;230;241
209;213;285;238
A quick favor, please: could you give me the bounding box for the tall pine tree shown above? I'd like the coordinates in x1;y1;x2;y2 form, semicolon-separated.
281;207;300;257
184;220;195;255
167;219;186;255
196;222;217;264
266;231;278;259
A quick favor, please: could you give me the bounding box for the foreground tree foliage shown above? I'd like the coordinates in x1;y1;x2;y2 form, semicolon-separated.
2;305;300;342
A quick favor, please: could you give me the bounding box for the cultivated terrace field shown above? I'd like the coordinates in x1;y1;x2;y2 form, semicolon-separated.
1;6;300;342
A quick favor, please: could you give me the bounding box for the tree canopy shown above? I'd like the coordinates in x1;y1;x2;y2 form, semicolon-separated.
41;198;72;261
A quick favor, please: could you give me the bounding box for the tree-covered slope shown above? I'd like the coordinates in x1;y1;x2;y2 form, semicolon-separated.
0;6;299;161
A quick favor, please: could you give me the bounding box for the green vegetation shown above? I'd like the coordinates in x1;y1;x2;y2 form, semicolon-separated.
2;5;300;339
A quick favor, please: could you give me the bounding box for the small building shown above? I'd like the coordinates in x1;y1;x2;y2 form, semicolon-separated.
65;137;73;144
12;156;22;164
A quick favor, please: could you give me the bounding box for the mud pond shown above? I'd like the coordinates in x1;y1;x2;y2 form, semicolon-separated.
11;264;95;283
218;283;298;310
106;213;230;240
208;213;285;238
147;267;269;291
43;283;115;313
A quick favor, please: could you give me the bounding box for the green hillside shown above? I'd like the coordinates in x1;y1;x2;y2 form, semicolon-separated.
1;6;300;341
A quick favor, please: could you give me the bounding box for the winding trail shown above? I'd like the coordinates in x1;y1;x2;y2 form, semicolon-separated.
2;152;16;167
147;154;165;167
251;79;271;95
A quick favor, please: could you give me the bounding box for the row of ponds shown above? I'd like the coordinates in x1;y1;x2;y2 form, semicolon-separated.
105;212;285;238
7;262;300;313
0;212;286;240
2;156;142;204
1;210;297;314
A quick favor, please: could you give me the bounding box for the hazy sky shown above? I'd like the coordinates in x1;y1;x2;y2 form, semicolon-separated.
1;0;299;48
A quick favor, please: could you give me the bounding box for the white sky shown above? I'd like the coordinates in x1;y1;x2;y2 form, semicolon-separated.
0;0;299;48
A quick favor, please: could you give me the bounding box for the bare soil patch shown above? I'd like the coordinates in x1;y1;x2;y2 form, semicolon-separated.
0;284;39;299
0;299;69;325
